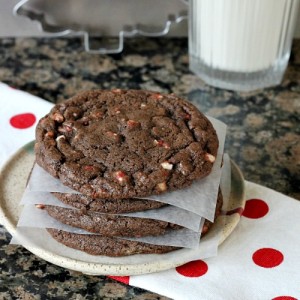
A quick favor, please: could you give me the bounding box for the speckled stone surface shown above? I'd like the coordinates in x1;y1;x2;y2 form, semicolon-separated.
0;37;299;299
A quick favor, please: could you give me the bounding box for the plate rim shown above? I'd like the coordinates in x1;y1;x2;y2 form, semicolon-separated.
0;141;245;276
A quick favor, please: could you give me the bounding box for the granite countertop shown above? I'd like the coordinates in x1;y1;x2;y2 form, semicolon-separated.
0;37;299;299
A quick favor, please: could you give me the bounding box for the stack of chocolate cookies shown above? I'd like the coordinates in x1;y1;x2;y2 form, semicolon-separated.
34;90;221;257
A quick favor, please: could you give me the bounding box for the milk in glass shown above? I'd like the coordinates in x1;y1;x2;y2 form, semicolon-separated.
189;0;299;91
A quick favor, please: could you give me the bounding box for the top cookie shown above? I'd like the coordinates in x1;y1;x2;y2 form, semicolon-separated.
35;89;219;199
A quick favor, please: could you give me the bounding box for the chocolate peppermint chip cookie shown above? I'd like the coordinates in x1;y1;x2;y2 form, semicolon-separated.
35;90;219;199
47;228;179;256
52;192;166;213
38;190;223;238
45;191;223;256
42;205;181;237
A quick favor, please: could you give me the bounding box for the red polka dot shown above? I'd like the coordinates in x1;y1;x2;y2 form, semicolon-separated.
176;260;208;277
243;199;269;219
10;113;36;129
272;297;297;300
107;276;130;285
252;248;284;268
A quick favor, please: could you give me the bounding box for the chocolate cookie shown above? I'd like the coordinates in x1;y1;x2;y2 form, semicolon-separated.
45;191;223;256
47;228;179;256
52;192;166;213
35;90;219;199
39;189;223;238
42;205;181;237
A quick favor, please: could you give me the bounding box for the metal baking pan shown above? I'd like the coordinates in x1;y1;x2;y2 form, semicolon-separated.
13;0;188;54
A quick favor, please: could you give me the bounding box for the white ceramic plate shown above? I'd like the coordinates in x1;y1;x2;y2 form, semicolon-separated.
0;142;245;275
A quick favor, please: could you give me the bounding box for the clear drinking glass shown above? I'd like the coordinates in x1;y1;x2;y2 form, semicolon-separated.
188;0;300;91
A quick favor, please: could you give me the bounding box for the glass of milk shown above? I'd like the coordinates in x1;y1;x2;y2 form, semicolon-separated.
188;0;299;91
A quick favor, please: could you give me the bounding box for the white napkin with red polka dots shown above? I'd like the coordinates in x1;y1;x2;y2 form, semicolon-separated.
120;183;300;300
1;83;300;300
0;83;53;167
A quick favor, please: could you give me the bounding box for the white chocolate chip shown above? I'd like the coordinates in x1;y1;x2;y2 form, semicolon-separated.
157;182;167;191
161;161;173;170
205;153;216;163
114;171;128;184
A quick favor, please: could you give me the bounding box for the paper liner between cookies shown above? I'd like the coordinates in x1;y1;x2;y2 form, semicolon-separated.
26;117;226;227
21;190;203;232
11;154;231;264
15;153;231;250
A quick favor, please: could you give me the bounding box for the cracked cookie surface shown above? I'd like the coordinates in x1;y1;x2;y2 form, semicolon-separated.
35;90;219;199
